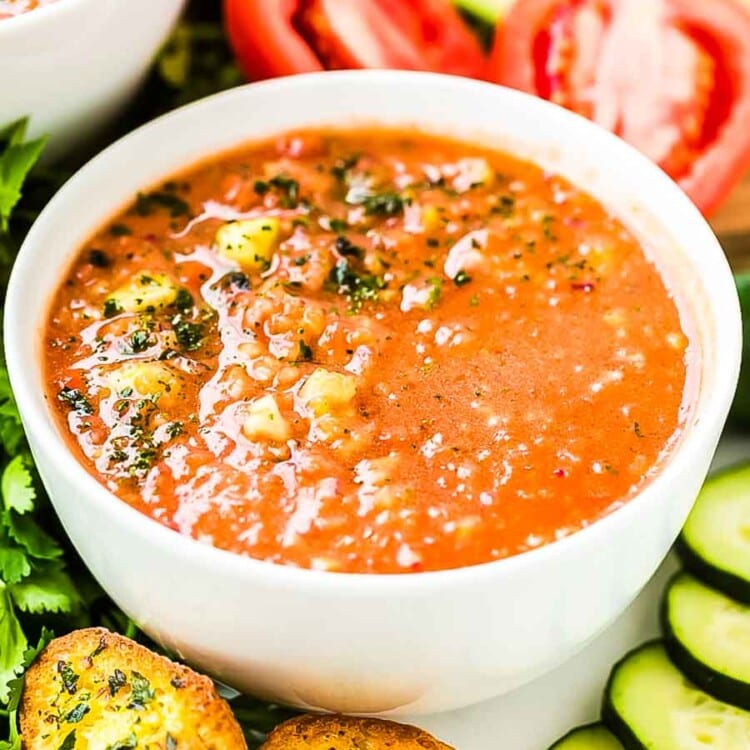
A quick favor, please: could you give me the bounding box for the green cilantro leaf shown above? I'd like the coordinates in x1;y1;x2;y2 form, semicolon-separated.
4;512;63;560
1;456;35;515
0;543;30;585
0;368;24;457
0;119;47;233
9;568;78;615
5;628;53;712
0;583;27;704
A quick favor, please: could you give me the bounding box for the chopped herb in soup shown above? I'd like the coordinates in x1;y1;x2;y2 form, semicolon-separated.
44;129;697;573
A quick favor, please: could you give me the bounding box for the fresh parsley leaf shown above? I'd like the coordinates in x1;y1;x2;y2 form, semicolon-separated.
331;154;360;181
173;320;204;351
326;258;386;311
328;218;348;233
63;703;90;724
128;330;152;354
128;671;154;708
174;287;194;311
109;223;131;238
103;299;123;319
362;192;405;217
268;175;299;209
108;669;127;697
334;236;364;259
134;190;191;218
57;661;79;695
57;388;93;416
57;730;76;750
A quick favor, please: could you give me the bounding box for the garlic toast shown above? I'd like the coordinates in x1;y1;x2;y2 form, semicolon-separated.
261;714;453;750
20;627;247;749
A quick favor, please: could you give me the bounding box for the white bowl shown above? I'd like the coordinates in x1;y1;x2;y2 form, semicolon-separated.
0;0;185;162
5;71;741;716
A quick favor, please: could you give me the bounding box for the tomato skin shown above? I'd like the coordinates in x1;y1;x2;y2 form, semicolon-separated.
668;0;750;215
223;0;324;81
224;0;487;82
490;0;750;216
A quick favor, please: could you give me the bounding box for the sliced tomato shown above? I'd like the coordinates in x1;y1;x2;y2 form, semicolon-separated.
490;0;750;216
223;0;487;82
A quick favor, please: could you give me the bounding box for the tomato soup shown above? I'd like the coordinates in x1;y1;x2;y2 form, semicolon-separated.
0;0;57;18
44;129;696;573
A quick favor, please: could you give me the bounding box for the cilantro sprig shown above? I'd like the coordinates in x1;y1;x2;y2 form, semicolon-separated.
0;121;80;710
0;119;47;234
0;120;47;293
0;630;52;750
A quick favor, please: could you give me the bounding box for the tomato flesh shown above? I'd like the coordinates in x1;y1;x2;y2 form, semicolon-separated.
530;0;714;179
293;0;428;71
225;0;487;82
492;0;750;215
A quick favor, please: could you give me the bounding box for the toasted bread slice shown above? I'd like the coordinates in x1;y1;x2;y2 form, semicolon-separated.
260;714;454;750
20;627;247;750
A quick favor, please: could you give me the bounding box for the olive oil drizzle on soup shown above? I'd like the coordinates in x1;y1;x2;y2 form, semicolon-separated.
44;129;696;574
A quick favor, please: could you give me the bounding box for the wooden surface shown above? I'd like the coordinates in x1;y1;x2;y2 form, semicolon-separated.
711;173;750;270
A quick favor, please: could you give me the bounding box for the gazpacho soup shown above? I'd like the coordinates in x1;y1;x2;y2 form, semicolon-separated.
44;128;697;574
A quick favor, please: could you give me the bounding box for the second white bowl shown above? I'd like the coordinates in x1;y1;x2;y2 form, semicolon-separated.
0;0;185;161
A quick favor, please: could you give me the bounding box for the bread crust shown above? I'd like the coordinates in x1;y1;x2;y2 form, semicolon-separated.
20;627;247;749
260;714;454;750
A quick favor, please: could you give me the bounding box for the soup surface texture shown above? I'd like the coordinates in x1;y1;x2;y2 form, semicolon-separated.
0;0;56;17
44;129;695;573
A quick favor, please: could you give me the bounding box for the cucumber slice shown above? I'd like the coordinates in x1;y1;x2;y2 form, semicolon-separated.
603;641;750;749
677;463;750;603
663;572;750;710
729;272;750;426
549;723;623;749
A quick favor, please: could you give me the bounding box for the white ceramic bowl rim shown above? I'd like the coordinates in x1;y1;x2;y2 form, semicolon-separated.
5;70;741;592
0;0;89;36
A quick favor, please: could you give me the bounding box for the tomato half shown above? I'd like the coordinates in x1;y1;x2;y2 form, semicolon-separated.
224;0;487;82
490;0;750;216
